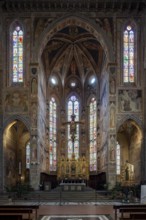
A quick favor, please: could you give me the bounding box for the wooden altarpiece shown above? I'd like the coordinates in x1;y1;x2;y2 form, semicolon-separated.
57;154;89;180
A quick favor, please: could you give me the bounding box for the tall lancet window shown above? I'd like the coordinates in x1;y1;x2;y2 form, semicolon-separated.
49;97;57;171
11;23;24;83
89;97;97;171
26;142;30;169
123;24;135;83
67;95;79;159
116;142;121;175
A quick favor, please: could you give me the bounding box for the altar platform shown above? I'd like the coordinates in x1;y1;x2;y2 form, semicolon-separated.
60;180;86;191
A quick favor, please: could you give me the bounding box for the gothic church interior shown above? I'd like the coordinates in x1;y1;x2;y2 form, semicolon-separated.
0;0;146;193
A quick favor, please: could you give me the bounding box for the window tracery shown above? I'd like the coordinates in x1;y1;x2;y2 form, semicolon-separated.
67;95;79;159
116;142;120;175
89;97;97;171
49;97;57;171
26;142;30;169
123;24;136;83
11;22;24;83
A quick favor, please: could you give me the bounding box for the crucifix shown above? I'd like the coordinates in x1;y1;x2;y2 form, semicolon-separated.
63;113;83;155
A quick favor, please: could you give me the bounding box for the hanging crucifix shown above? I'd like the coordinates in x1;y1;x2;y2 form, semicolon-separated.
70;114;78;143
63;96;83;156
64;113;83;155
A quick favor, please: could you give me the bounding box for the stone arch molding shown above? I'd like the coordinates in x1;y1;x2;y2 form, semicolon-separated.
3;115;30;133
117;115;143;132
34;14;115;64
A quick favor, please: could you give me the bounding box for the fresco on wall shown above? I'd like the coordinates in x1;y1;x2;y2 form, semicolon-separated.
31;102;37;127
5;91;28;113
100;81;108;118
110;77;116;95
109;135;116;161
110;103;116;128
118;90;142;112
100;76;109;146
100;148;106;170
31;78;37;96
31;136;37;161
5;149;16;186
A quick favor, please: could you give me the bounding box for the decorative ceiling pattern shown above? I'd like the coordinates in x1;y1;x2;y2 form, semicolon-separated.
42;26;105;84
118;119;142;143
1;0;146;14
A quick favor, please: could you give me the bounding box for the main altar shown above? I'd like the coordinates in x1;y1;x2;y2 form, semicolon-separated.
57;154;89;191
57;113;89;190
57;154;89;181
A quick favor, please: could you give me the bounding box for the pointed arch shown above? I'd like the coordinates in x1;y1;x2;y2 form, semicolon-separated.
117;118;143;184
117;115;143;132
35;15;115;65
3;115;30;133
3;118;30;187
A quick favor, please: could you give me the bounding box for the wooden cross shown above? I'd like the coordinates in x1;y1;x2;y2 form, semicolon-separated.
63;113;83;154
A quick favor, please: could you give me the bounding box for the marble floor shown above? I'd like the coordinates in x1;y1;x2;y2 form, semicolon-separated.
38;204;114;220
0;199;117;219
40;215;112;220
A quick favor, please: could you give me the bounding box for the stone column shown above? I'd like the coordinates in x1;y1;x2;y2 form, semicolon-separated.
0;128;4;192
30;164;40;190
29;64;40;190
142;15;146;183
107;64;117;189
30;135;40;190
0;14;4;191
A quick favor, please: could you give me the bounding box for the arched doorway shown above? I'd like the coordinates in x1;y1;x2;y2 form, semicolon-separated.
34;15;115;189
117;119;142;185
3;120;30;188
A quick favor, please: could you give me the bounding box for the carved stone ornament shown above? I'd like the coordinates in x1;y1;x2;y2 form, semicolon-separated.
1;0;145;15
31;67;37;75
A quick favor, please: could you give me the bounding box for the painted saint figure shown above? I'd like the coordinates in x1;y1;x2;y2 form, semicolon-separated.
31;78;37;95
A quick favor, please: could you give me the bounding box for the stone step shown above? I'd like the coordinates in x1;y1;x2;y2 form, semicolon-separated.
0;187;111;203
21;188;111;202
0;194;10;204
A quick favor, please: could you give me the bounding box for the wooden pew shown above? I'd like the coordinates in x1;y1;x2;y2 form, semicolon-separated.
113;204;146;220
130;213;146;219
0;215;22;220
0;204;39;220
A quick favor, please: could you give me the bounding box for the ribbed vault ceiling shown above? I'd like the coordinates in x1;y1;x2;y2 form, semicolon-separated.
42;25;105;84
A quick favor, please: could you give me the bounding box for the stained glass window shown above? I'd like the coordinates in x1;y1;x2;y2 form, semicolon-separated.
67;95;79;159
49;97;57;171
116;142;120;175
89;97;97;171
123;25;135;83
12;25;23;82
26;142;30;169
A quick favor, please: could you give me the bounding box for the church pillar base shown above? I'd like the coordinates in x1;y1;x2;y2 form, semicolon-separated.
30;164;40;190
107;173;116;190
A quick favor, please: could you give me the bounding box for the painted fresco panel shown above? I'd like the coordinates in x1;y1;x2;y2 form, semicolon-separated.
4;91;28;113
118;90;142;112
